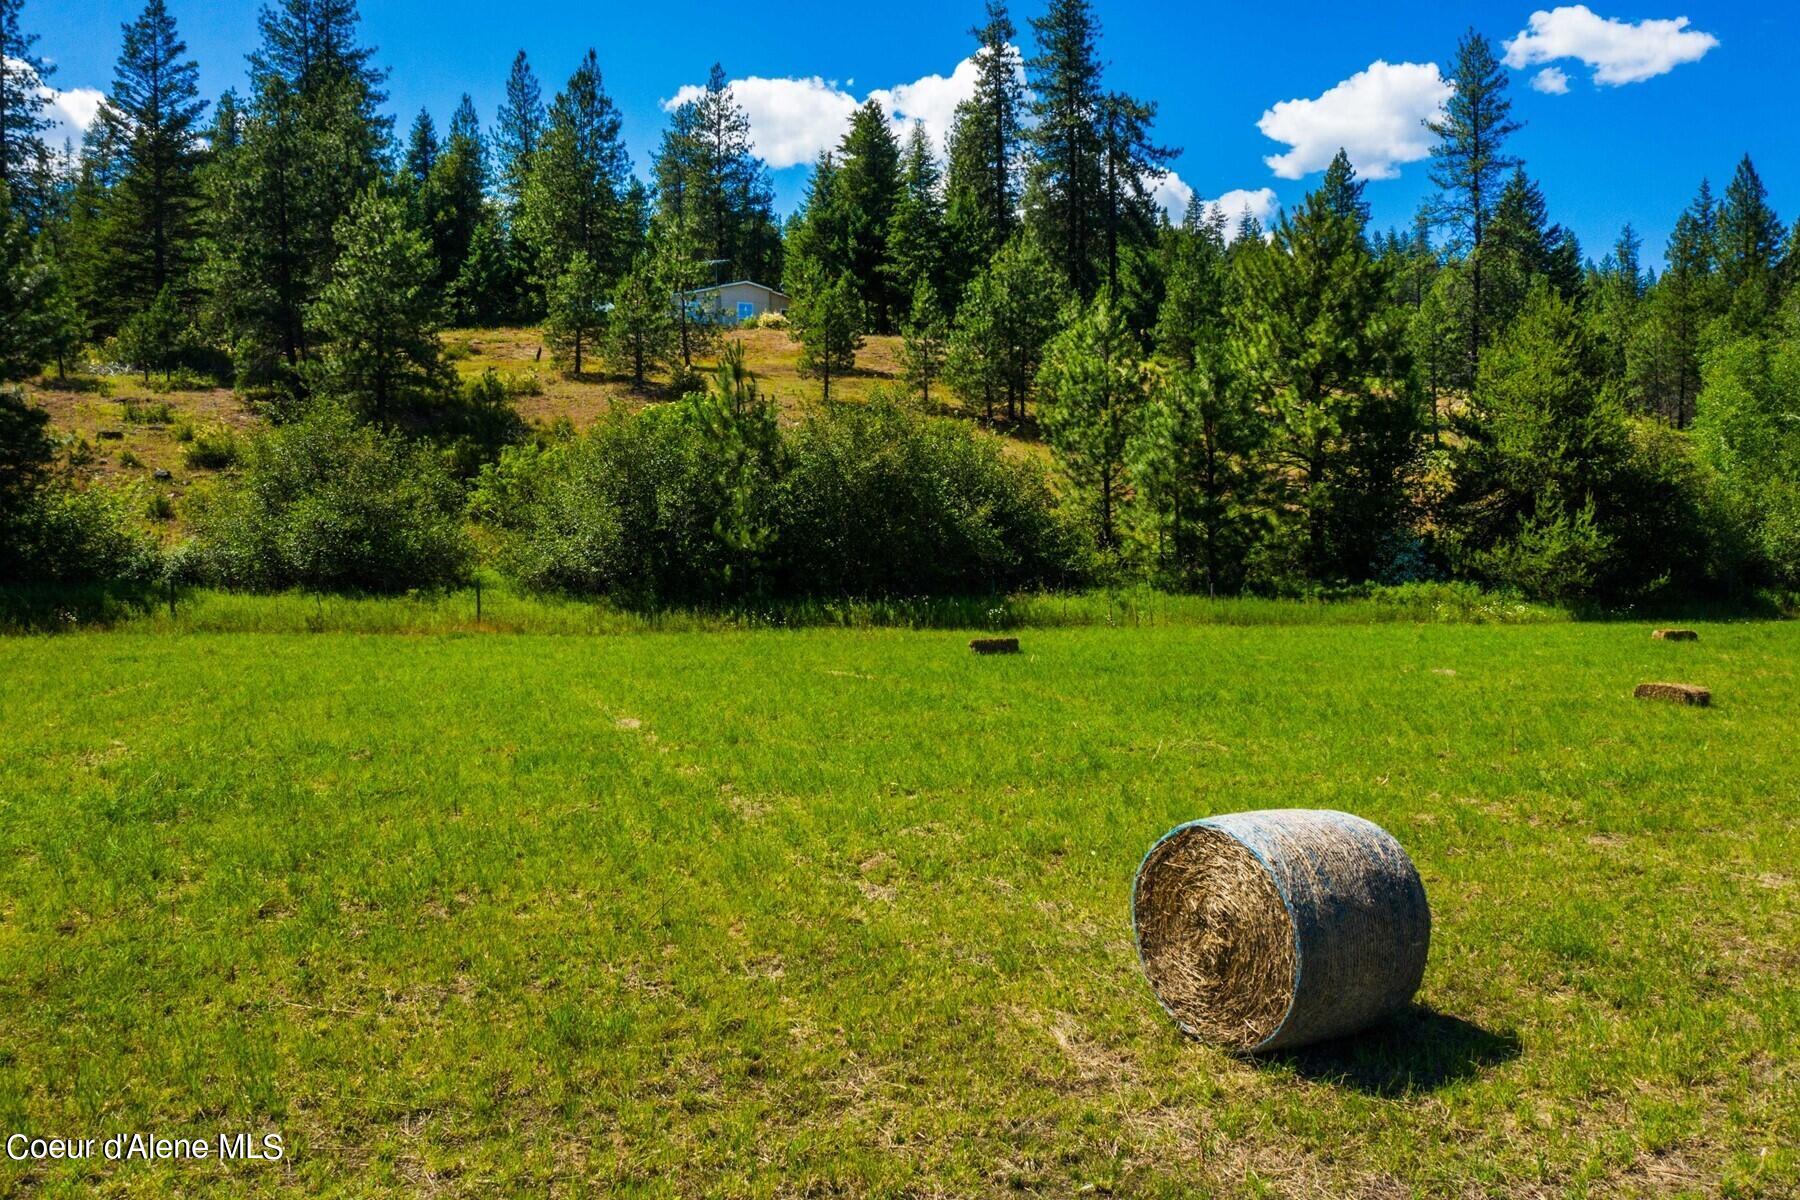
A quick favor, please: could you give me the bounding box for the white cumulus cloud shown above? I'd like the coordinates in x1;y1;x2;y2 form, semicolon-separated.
1200;187;1280;243
1502;6;1718;86
1531;66;1572;94
5;59;104;152
664;53;998;171
1257;60;1451;181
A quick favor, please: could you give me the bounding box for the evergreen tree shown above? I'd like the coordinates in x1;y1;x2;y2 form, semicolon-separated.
944;1;1024;274
651;64;781;282
1038;290;1142;549
0;0;52;221
1128;356;1263;594
834;100;904;331
1427;30;1521;378
1153;196;1228;368
448;208;522;326
1586;224;1646;406
1094;89;1175;316
0;181;51;378
91;0;207;328
901;276;949;404
1444;284;1637;601
1319;149;1370;229
602;253;676;388
1640;180;1723;425
518;50;636;292
403;108;438;185
305;187;451;420
944;233;1064;423
788;268;865;401
782;151;852;293
543;250;606;376
494;50;544;215
887;122;946;308
422;95;486;304
656;216;718;369
205;0;387;383
1026;0;1104;298
1231;174;1416;583
1715;155;1783;334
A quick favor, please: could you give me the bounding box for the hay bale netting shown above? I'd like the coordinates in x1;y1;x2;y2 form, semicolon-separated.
969;637;1020;655
1652;629;1700;642
1635;681;1711;706
1132;809;1430;1053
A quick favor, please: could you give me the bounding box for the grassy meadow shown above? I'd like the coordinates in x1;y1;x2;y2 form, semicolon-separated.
1;612;1795;1197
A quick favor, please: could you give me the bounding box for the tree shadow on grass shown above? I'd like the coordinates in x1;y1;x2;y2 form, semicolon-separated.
1264;1004;1521;1096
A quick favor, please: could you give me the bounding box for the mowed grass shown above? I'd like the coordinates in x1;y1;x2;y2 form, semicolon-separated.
0;620;1794;1197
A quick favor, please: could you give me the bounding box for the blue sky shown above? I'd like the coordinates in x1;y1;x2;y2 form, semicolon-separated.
25;1;1798;267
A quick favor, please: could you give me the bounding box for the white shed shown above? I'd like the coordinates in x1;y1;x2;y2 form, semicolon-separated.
682;280;791;325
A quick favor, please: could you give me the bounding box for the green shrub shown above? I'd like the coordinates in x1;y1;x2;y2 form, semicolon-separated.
144;490;174;521
475;392;1078;604
118;448;143;468
0;482;162;586
775;398;1076;597
189;404;473;593
183;424;240;469
123;399;176;424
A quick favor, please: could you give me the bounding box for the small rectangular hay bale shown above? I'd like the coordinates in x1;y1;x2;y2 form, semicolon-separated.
1652;629;1699;642
969;637;1020;655
1634;682;1710;706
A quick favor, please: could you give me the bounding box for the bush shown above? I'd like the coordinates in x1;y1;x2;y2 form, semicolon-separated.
775;398;1075;597
0;482;162;586
182;424;241;469
123;399;175;424
475;392;1078;604
473;392;779;604
189;404;473;593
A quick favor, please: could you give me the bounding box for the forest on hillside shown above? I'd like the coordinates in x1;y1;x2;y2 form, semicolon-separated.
2;0;1798;608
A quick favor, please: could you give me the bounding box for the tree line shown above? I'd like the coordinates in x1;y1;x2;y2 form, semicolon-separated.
2;0;1799;605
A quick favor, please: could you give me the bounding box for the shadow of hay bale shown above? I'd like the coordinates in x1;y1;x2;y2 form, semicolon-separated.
1265;1004;1520;1095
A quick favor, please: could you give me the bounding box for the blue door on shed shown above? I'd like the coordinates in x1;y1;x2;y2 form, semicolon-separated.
737;301;756;321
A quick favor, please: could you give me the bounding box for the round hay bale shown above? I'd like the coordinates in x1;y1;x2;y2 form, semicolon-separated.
1634;681;1710;706
969;637;1020;655
1132;809;1430;1053
1652;629;1699;642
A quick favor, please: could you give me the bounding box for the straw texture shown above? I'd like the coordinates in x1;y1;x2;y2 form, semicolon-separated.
1134;809;1430;1053
1635;681;1710;705
1651;629;1699;642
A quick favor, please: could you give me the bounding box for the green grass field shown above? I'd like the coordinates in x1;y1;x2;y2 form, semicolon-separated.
1;616;1795;1196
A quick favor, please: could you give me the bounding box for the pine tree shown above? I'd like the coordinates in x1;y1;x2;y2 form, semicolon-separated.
0;180;52;378
1641;180;1724;425
1445;284;1636;601
834;100;904;332
1586;224;1645;406
1319;149;1370;229
651;64;780;282
403;109;439;185
788;268;865;401
543;250;606;376
1231;173;1416;583
494;50;544;214
944;1;1024;275
1153;197;1228;368
887;122;946;309
1715;155;1783;334
1026;0;1104;298
901;276;949;403
782;151;852;293
656;216;718;369
518;50;636;293
1095;90;1174;300
1128;357;1263;594
1038;290;1143;549
91;0;208;329
0;0;52;223
1427;29;1521;378
205;0;386;382
448;209;522;326
944;233;1065;424
602;253;676;389
422;95;486;303
304;187;451;420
